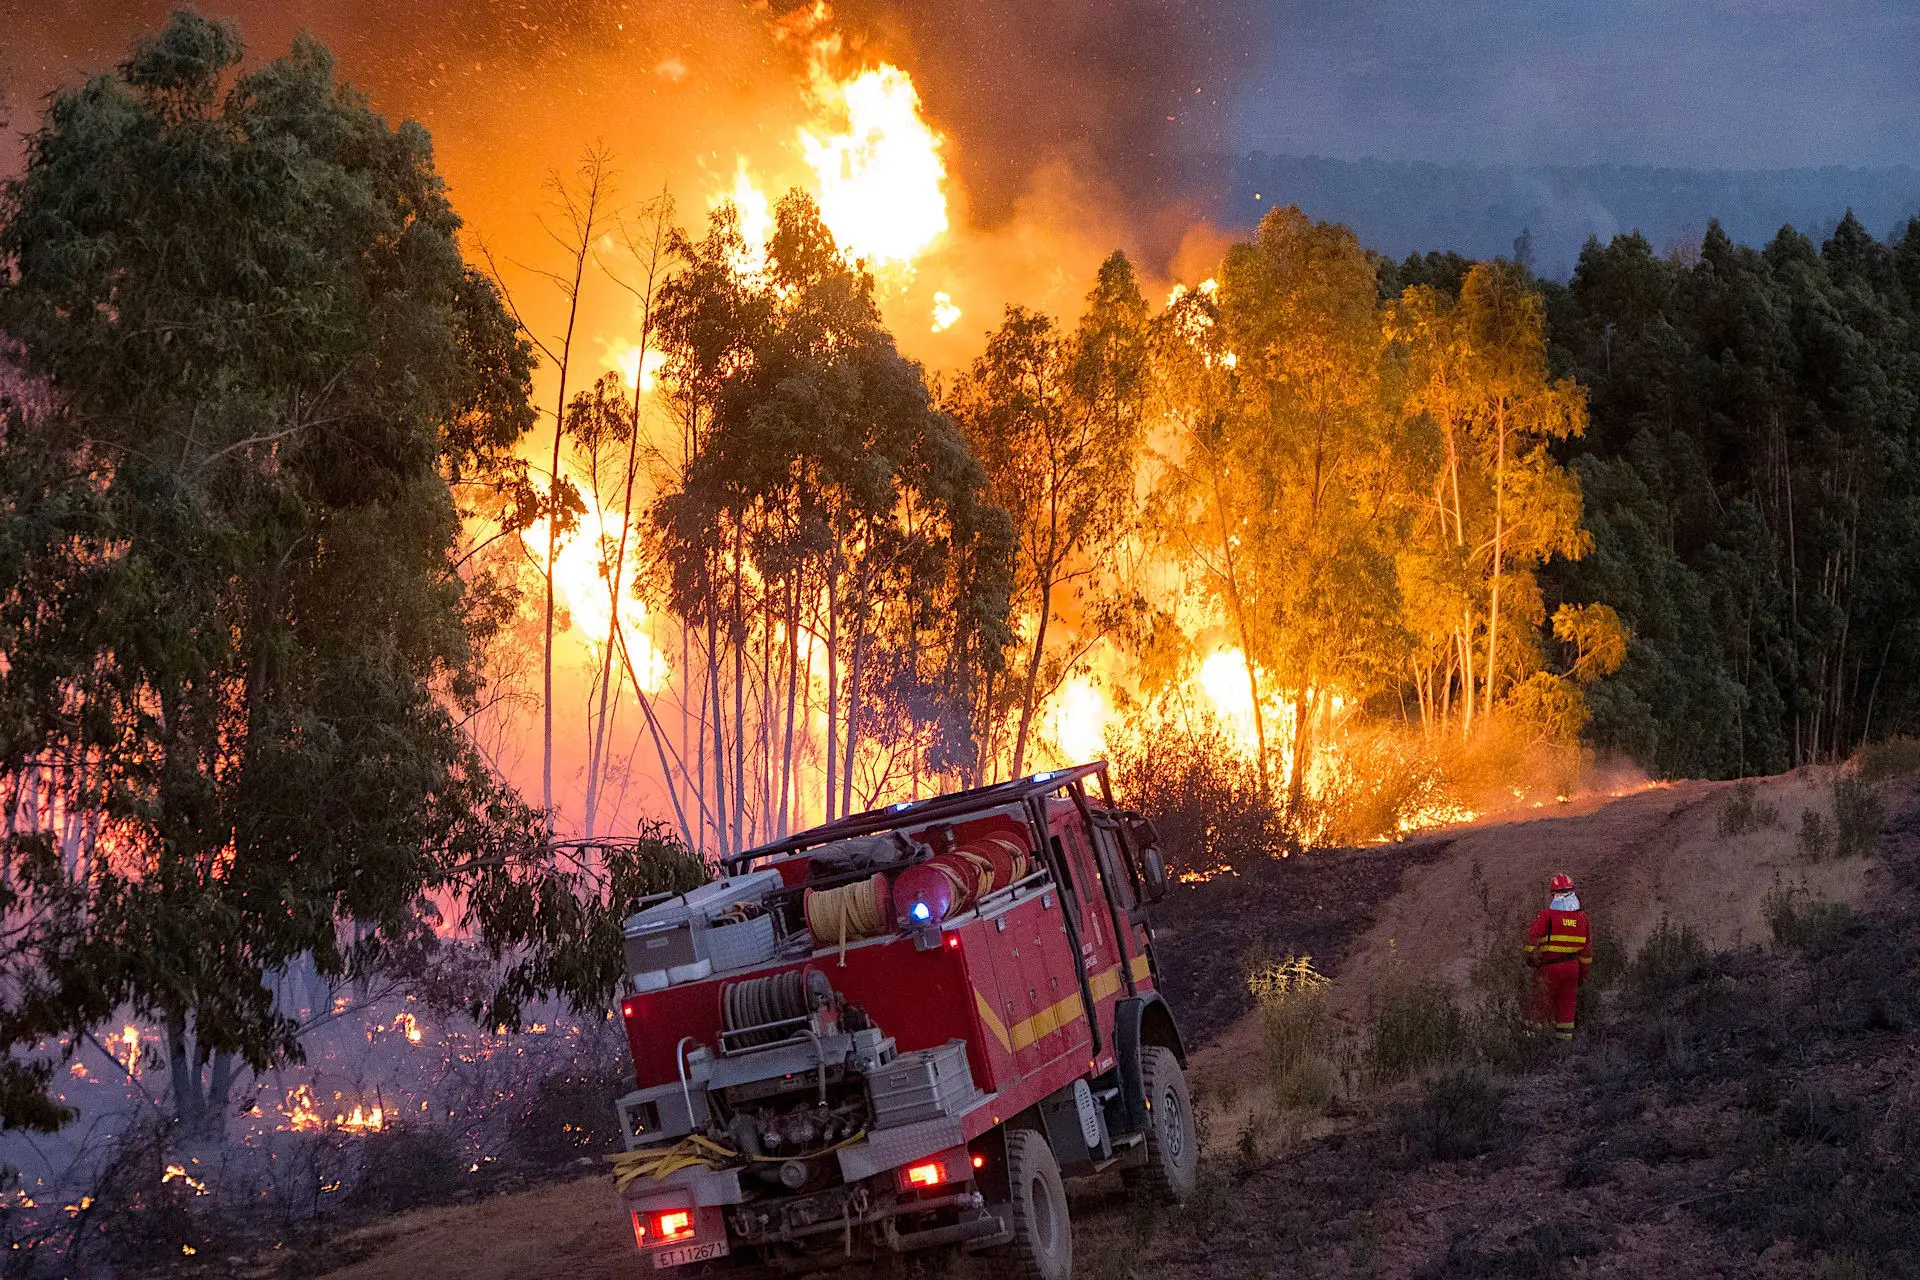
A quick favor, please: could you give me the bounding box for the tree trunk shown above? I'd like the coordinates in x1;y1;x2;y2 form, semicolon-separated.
1484;403;1508;722
165;1013;201;1134
1009;581;1053;778
824;571;840;824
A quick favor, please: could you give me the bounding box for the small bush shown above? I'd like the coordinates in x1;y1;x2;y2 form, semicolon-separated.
507;1069;631;1168
1395;1068;1506;1162
1248;956;1337;1111
1832;775;1884;858
1625;919;1711;1002
1852;735;1920;784
1718;779;1780;836
1778;1088;1868;1147
1368;980;1468;1084
1112;712;1282;872
352;1126;464;1212
1765;887;1854;952
1799;807;1835;861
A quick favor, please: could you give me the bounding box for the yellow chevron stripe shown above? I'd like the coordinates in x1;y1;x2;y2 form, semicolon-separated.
974;963;1131;1055
974;988;1013;1053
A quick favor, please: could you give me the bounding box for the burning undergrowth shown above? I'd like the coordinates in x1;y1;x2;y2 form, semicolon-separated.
0;963;636;1278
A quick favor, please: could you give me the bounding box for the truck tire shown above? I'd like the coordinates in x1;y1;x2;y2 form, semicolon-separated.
981;1128;1071;1280
1123;1046;1198;1203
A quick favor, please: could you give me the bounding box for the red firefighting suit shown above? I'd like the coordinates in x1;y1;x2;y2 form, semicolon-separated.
1525;904;1592;1039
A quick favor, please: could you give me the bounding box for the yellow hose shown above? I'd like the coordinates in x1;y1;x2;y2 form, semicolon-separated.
607;1135;739;1192
804;874;889;962
607;1130;871;1192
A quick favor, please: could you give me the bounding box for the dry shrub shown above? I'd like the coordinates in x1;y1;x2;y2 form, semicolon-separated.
1799;807;1835;861
1367;979;1468;1085
1394;1068;1508;1163
1719;778;1780;836
1831;774;1884;859
1852;735;1920;784
1765;886;1854;953
1305;729;1447;847
351;1126;464;1213
1625;919;1711;1003
1432;714;1584;815
1112;712;1281;873
1247;955;1336;1110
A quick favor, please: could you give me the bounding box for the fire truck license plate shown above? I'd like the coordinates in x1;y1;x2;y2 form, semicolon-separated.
654;1239;729;1269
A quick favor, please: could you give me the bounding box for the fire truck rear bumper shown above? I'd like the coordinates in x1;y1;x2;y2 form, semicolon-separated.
887;1205;1014;1252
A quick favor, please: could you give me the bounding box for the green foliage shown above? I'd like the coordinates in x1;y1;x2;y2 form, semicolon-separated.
1719;779;1780;836
947;252;1150;777
1765;886;1854;952
1367;979;1468;1084
1394;1068;1507;1162
0;11;550;1130
650;190;1015;829
1545;215;1920;776
1624;919;1712;1002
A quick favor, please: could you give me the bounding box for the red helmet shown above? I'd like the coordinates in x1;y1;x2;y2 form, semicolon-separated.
1549;873;1576;894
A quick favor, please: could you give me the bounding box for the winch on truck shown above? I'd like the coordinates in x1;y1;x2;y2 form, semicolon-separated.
608;762;1194;1278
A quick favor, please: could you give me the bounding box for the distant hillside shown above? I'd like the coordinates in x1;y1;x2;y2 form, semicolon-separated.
1229;155;1920;276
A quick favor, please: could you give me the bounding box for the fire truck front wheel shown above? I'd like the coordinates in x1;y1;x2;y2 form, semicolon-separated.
982;1128;1072;1280
1124;1046;1198;1203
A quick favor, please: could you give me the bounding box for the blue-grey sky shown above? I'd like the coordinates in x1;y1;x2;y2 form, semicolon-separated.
1229;0;1920;168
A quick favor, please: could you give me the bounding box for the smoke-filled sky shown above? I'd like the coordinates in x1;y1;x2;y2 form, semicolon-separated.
1239;0;1920;169
4;1;1913;212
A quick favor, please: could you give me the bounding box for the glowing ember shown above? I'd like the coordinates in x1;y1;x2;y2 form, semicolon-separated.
336;1103;385;1133
161;1164;209;1196
389;1011;424;1044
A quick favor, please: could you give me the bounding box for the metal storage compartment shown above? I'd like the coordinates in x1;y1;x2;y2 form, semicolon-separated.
867;1039;980;1130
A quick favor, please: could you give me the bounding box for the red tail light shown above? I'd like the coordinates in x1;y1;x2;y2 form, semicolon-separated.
632;1207;697;1248
902;1160;945;1189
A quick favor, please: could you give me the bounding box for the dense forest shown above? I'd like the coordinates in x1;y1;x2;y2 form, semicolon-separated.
1540;215;1920;778
1237;153;1920;279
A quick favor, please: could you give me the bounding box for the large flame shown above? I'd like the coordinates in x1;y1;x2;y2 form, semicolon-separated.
799;62;948;272
523;470;668;693
712;5;948;279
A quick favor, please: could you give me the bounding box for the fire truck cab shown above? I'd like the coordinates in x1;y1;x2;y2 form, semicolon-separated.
610;763;1193;1278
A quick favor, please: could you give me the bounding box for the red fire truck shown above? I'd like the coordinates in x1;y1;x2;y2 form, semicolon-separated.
610;763;1194;1278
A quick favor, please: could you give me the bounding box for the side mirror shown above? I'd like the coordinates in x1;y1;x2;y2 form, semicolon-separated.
1140;845;1169;904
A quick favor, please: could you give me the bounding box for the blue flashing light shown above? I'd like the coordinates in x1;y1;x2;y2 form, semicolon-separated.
892;801;914;811
910;901;932;923
1031;771;1053;783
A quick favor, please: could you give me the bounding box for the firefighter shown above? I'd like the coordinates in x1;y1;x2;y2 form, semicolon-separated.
1525;873;1592;1041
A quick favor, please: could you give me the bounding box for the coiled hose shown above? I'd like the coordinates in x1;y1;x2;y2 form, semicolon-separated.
803;872;890;963
722;969;812;1046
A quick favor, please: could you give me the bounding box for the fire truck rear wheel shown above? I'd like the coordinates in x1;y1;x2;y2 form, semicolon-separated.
983;1127;1072;1280
1124;1046;1198;1203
